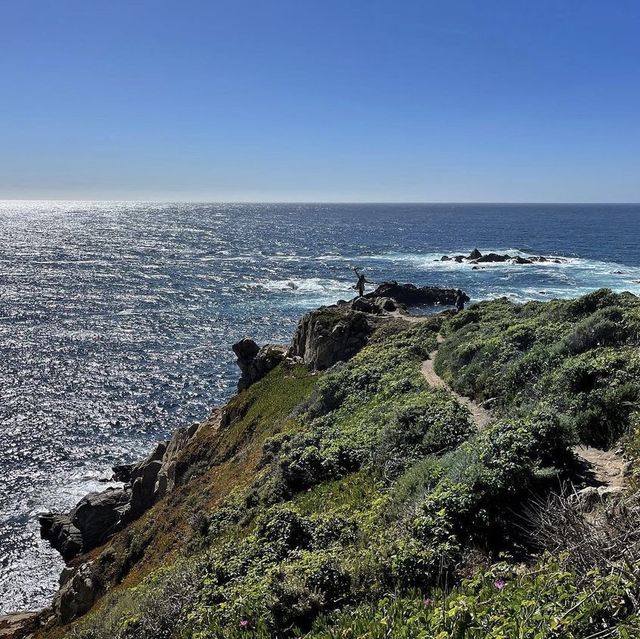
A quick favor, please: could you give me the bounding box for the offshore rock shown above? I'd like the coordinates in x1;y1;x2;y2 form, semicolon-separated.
438;250;567;265
232;338;288;390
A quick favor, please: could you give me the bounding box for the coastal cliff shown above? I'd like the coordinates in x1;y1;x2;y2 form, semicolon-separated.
15;285;640;638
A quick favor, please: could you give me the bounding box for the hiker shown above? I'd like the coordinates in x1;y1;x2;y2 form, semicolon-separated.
353;268;367;297
455;289;466;312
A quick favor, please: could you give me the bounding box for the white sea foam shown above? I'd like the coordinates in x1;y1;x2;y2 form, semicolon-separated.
251;277;351;296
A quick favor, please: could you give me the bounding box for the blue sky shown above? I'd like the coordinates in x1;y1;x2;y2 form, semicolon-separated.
1;0;639;201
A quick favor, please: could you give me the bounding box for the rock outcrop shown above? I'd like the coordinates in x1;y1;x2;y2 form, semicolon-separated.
290;303;383;370
0;612;41;639
366;281;461;306
37;283;468;625
232;339;288;390
53;563;100;624
289;283;467;370
40;488;129;561
39;414;218;562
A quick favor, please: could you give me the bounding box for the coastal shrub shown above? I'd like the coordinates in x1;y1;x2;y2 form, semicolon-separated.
374;389;474;478
255;505;312;550
563;306;626;354
307;558;639;639
437;290;640;449
52;291;640;639
274;432;340;492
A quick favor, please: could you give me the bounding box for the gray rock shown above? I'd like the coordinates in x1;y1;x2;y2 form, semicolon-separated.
290;305;382;370
232;338;287;390
40;416;210;561
351;296;382;314
0;612;41;638
366;282;463;306
573;485;624;510
468;248;482;260
53;562;99;624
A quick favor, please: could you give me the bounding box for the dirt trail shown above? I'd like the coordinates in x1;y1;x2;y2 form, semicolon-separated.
401;318;627;488
421;335;492;430
395;315;628;489
573;445;627;488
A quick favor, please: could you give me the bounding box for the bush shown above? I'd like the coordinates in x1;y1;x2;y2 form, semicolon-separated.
374;389;474;478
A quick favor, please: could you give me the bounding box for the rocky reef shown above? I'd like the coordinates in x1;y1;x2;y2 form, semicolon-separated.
439;247;567;265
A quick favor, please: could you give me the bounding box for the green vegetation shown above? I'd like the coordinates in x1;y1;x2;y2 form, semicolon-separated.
42;290;640;639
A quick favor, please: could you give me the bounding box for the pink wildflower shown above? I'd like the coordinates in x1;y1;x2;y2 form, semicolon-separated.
494;579;506;590
423;597;433;606
239;619;250;628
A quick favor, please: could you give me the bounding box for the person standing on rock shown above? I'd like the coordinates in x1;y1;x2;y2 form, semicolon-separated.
353;268;368;297
455;289;466;312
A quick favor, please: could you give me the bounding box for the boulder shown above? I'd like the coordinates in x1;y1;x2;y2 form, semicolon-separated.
573;485;624;511
468;248;482;260
232;338;287;390
40;488;129;560
39;514;83;561
351;296;382;314
511;256;533;265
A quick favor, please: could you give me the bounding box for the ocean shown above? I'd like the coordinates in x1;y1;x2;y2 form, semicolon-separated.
1;201;640;613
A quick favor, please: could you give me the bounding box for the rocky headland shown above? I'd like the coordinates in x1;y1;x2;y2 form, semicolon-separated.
25;282;463;633
9;283;640;639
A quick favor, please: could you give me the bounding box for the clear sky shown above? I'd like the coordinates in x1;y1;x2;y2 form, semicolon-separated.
1;0;639;202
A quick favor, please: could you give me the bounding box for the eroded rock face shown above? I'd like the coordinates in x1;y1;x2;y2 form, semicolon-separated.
39;416;216;564
232;338;288;390
39;488;130;561
53;563;100;624
290;304;383;370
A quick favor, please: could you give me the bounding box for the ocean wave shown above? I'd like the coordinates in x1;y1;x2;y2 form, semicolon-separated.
249;277;352;296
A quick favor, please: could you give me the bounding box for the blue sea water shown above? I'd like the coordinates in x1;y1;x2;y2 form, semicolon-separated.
1;201;640;613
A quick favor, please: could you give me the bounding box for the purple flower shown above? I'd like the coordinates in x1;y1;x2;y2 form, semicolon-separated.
494;579;506;590
423;597;434;606
239;619;250;628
